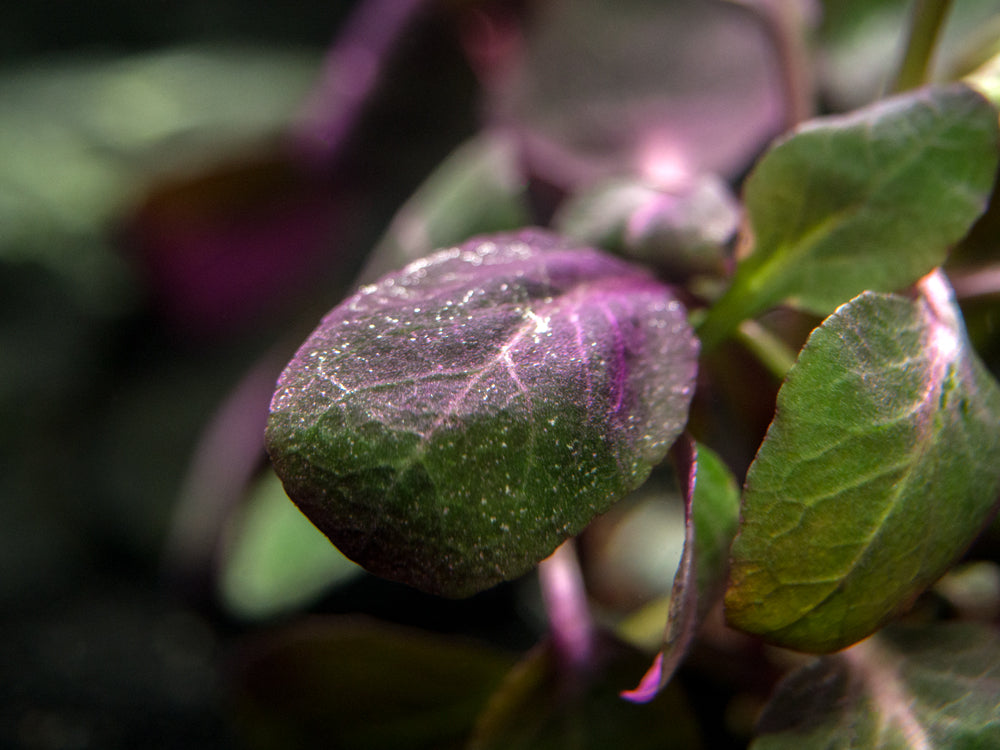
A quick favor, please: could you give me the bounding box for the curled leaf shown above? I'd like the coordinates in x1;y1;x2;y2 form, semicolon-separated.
266;230;698;597
622;437;740;702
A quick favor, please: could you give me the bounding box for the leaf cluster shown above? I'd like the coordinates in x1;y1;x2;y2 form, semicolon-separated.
233;1;1000;747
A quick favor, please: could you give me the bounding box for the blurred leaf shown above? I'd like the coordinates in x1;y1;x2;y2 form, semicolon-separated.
622;437;740;702
698;83;998;348
128;152;353;338
726;272;1000;652
356;131;533;285
266;230;699;597
816;0;909;109
233;617;516;750
490;0;783;181
817;0;1000;108
583;468;687;610
932;561;1000;621
752;622;1000;749
0;46;317;310
218;469;363;620
554;173;739;279
467;634;701;750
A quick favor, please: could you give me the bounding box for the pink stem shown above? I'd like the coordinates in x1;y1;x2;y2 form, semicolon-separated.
289;0;432;166
538;539;595;670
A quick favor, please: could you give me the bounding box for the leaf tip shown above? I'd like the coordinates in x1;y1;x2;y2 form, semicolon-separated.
620;651;663;704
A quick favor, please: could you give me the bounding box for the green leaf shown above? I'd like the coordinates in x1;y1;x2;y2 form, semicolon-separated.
218;469;363;620
232;617;516;750
467;634;700;750
752;622;1000;749
0;47;316;311
697;83;999;349
266;230;699;597
725;271;1000;652
622;437;740;702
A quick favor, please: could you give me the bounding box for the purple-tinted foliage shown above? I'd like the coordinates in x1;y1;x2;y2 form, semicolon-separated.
486;0;785;188
266;229;699;596
126;154;354;340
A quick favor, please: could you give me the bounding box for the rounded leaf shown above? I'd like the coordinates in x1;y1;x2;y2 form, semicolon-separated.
266;230;698;597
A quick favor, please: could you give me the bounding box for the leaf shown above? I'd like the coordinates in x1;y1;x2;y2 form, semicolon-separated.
232;617;516;750
622;437;740;702
697;83;999;348
491;0;783;180
725;271;1000;652
553;173;739;278
0;47;317;314
467;634;701;750
218;468;363;620
266;229;699;597
752;622;1000;749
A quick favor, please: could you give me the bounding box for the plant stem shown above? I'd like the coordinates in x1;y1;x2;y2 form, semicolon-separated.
289;0;432;166
891;0;955;93
538;540;595;671
696;280;767;352
736;319;798;380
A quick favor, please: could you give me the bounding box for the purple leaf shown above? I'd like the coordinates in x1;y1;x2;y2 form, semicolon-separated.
266;229;699;597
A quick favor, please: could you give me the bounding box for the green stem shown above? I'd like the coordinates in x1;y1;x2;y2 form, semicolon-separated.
696;281;767;352
891;0;955;93
735;319;798;381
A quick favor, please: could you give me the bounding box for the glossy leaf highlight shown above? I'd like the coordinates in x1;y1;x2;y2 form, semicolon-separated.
266;230;698;597
726;271;1000;652
698;83;999;348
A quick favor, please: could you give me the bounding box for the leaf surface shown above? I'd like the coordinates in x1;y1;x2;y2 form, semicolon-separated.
266;230;698;597
622;437;740;702
752;622;1000;749
725;271;1000;652
698;84;998;348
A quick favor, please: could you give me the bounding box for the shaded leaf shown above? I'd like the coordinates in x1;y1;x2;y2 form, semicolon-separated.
698;83;998;348
726;271;1000;652
233;617;516;750
356;131;532;286
266;229;698;597
468;634;701;750
218;468;363;620
622;437;740;702
752;622;1000;749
